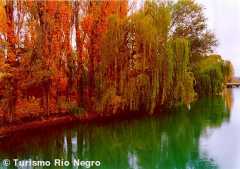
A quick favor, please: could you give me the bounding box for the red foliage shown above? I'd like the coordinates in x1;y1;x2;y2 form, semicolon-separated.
0;0;128;122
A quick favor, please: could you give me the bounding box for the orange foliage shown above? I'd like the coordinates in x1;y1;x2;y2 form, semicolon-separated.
0;0;129;122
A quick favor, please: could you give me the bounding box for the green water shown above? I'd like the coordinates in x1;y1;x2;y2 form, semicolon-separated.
0;89;238;169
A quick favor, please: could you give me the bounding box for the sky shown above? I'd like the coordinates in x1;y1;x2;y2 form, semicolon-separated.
196;0;240;76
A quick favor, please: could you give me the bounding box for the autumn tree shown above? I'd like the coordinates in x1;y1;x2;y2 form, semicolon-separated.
81;1;128;109
170;0;217;64
0;0;234;122
0;0;23;122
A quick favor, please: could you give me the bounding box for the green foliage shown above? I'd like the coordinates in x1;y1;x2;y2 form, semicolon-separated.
96;0;234;115
98;1;198;114
194;55;231;97
171;0;217;64
0;0;233;118
168;38;196;105
96;87;125;114
222;60;234;82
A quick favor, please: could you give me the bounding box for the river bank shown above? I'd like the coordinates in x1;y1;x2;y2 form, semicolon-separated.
0;91;230;139
0;114;75;138
0;93;233;169
0;112;107;138
0;110;154;138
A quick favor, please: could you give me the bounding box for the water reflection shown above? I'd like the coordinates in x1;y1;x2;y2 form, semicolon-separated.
0;90;233;169
223;88;233;113
200;88;240;169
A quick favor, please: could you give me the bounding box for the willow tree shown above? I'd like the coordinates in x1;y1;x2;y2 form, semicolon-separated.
81;1;128;107
168;38;195;105
124;9;158;112
99;1;196;114
0;0;233;119
171;0;217;64
138;1;175;113
98;15;129;113
194;55;233;97
99;1;174;114
222;60;234;83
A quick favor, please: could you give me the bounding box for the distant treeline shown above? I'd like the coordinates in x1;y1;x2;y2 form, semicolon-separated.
0;0;233;122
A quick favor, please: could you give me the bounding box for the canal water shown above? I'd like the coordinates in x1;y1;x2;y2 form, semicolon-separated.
0;89;238;169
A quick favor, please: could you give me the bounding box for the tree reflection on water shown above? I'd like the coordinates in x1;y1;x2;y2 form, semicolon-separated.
0;90;233;169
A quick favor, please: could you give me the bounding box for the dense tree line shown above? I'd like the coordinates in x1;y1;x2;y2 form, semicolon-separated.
0;0;233;123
